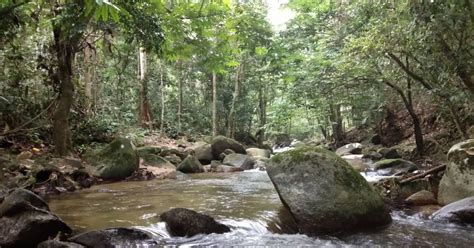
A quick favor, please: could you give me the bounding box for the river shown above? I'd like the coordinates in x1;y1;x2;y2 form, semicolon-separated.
47;170;474;247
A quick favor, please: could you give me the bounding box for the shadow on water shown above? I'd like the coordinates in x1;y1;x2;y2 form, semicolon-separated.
47;171;474;247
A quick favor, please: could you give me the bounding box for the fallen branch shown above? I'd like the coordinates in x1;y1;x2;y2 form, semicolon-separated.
399;164;446;184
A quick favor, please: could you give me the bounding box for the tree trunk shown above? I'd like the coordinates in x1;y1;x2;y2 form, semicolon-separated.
329;104;344;146
138;47;153;128
227;64;242;138
83;38;94;115
177;61;184;133
257;83;266;146
52;25;75;156
212;71;217;137
159;59;165;137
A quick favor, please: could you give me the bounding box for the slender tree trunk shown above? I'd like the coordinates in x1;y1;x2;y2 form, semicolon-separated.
52;25;75;156
256;84;267;146
138;47;152;128
83;38;93;115
159;59;165;137
212;71;217;137
329;104;344;146
177;61;184;132
227;64;242;138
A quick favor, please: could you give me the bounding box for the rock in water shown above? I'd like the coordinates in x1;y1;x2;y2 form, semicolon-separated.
373;159;418;176
0;189;71;247
38;240;85;248
246;148;271;159
70;228;157;248
405;190;437;206
176;155;203;173
335;143;363;156
86;138;139;180
223;153;255;170
211;136;246;159
431;197;474;225
438;139;474;205
267;146;391;235
160;208;230;237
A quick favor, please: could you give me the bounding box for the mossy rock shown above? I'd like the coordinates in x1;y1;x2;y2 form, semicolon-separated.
85;138;139;180
176;155;203;173
136;146;162;158
267;146;391;235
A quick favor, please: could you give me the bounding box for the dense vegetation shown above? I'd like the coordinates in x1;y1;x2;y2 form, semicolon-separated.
1;0;472;157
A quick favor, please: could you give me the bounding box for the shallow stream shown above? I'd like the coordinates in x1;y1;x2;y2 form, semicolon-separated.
48;170;473;247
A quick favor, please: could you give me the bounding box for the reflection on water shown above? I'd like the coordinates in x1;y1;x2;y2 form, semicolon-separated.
47;171;474;247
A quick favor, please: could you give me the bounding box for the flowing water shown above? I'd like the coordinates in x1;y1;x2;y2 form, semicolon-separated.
47;170;474;247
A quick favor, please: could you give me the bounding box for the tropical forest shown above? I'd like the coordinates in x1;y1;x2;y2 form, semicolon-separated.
0;0;473;247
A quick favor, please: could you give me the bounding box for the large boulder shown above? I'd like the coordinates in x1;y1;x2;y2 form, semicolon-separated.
211;136;246;159
431;197;474;225
373;159;418;176
176;155;203;173
86;138;139;180
246;148;271;159
267;146;391;235
223;153;255;170
69;228;157;248
160;208;230;237
194;143;214;164
0;189;71;247
335;143;363;156
438;139;474;205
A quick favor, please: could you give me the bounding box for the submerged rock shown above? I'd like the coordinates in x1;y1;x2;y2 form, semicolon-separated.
431;197;474;225
0;189;71;248
374;159;418;176
211;136;246;159
86;138;139;180
37;240;85;248
70;227;157;248
176;155;203;173
438;139;474;205
267;146;391;235
160;208;230;237
223;153;255;170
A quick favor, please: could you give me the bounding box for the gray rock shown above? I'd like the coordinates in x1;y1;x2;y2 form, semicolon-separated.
160;208;230;237
223;153;255;170
373;159;418;176
86;138;139;180
377;148;401;159
136;146;162;158
438;139;474;205
335;143;363;156
431;197;474;225
267;146;391;235
0;189;71;248
211;136;246;160
164;171;190;180
214;164;243;173
194;143;214;164
177;155;203;173
70;228;157;248
218;148;236;160
405;190;437;206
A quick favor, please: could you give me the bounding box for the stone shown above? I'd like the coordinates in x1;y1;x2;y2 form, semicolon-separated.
274;134;292;148
164;171;190;180
371;134;381;145
214;164;243;173
211;136;246;160
38;240;85;248
373;159;418;176
438;139;474;205
399;178;432;199
267;146;391;235
431;197;474;225
70;228;157;248
0;189;71;248
159;147;188;160
86;138;139;180
223;153;255;170
136;146;162;158
246;148;271;159
176;155;203;173
194;143;214;164
218;148;236;160
143;155;175;169
160;208;230;237
377;148;401;159
341;154;368;172
405;190;437;206
163;154;182;166
335;143;363;156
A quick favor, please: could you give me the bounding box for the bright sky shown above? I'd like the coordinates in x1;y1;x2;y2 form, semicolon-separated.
266;0;295;31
